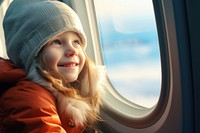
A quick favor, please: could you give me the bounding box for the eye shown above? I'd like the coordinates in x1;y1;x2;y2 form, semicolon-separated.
51;39;62;45
73;39;81;45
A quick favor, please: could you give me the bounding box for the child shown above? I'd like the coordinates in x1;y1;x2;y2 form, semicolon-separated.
0;0;105;132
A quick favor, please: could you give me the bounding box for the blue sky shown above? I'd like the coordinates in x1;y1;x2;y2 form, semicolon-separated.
94;0;161;108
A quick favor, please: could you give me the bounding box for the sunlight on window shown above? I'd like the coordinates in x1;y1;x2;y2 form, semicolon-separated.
94;0;161;108
0;0;12;58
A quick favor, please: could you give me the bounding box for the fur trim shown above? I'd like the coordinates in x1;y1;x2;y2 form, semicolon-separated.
27;60;106;126
56;92;92;126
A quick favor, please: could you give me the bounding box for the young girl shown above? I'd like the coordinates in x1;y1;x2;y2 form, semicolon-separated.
0;0;105;132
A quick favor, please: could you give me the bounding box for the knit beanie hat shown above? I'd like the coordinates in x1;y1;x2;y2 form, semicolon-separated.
3;0;87;70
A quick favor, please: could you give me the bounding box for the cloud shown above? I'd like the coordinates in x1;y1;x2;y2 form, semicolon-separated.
106;62;162;108
107;62;161;80
95;0;153;18
95;0;156;34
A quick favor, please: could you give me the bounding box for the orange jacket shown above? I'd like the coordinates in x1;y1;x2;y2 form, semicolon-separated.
0;58;85;133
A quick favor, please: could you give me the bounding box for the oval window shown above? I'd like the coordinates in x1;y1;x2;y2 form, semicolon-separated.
94;0;161;108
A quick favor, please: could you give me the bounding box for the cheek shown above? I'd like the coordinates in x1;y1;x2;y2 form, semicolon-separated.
45;53;57;66
44;48;61;68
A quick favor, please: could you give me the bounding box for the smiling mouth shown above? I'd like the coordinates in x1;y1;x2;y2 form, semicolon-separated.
58;62;78;67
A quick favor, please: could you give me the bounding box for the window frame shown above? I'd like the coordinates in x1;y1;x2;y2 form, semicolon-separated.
0;0;12;59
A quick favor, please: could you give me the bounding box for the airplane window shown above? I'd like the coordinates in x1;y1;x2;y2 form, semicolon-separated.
94;0;161;108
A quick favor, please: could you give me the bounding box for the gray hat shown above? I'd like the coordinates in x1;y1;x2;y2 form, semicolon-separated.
3;0;87;70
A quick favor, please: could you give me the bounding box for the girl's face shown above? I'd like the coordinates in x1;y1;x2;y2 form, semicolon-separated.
42;31;86;83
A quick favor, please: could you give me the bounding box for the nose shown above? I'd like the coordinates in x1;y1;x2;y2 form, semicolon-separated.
64;43;77;57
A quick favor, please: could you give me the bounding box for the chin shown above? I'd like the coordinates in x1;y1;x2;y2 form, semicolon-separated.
65;76;78;83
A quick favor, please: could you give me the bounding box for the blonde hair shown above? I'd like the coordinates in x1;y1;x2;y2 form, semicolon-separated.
37;50;103;127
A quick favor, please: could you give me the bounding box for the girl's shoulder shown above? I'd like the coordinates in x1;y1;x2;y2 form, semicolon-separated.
0;80;67;132
0;80;56;111
0;58;26;82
